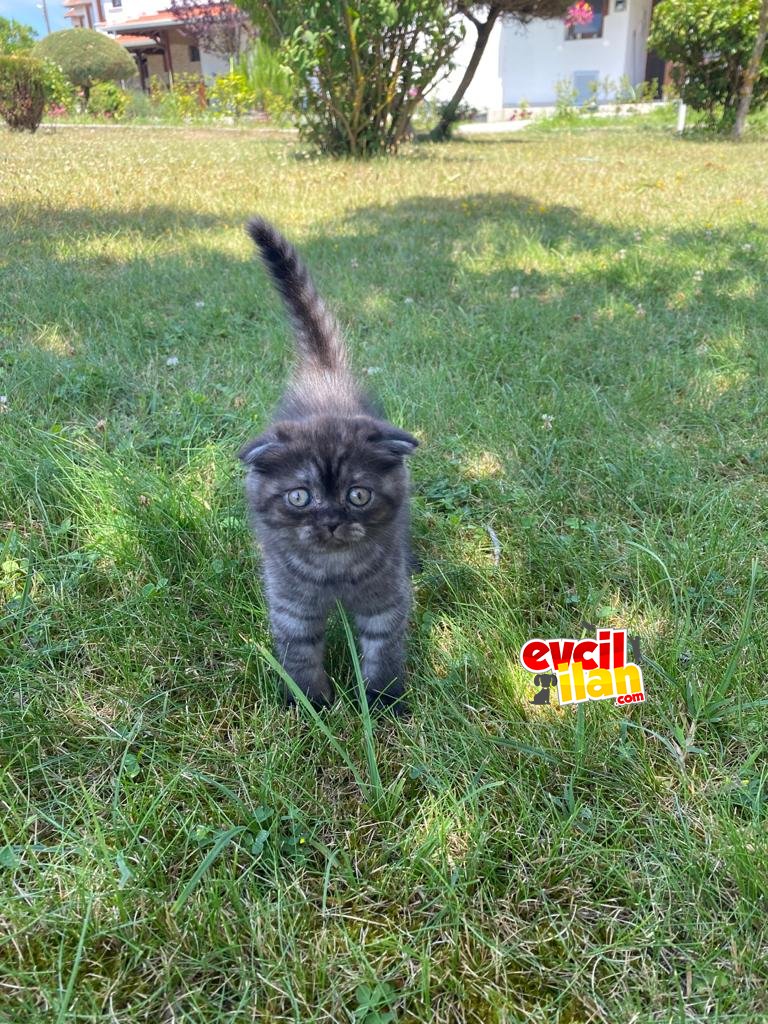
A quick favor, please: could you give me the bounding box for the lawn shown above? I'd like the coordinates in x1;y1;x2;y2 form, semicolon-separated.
1;122;767;1024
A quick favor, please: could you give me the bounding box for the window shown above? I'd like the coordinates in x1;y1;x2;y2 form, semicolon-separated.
565;0;608;40
112;0;122;8
189;44;200;62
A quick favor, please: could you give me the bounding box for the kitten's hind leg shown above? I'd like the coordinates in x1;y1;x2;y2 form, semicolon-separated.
267;593;333;709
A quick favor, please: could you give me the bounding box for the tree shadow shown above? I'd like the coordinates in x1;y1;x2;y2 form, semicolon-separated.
3;187;764;716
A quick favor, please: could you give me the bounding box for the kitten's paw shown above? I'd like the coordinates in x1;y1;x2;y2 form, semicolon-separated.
281;673;335;711
363;680;410;718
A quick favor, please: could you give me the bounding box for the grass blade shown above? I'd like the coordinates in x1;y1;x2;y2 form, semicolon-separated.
172;826;246;913
337;602;384;806
256;644;368;795
55;895;93;1024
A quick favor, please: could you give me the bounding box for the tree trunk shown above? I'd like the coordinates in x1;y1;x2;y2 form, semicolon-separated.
732;0;768;139
430;7;500;142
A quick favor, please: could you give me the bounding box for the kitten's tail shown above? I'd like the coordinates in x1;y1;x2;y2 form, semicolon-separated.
247;217;347;373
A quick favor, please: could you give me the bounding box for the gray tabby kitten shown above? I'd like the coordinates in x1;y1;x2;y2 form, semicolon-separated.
239;218;418;713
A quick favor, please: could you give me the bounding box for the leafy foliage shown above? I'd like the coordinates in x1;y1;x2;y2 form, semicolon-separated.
0;54;47;131
40;57;76;112
32;29;136;101
239;0;463;155
649;0;768;124
0;16;37;55
237;38;292;120
208;69;255;118
149;72;207;120
88;80;129;119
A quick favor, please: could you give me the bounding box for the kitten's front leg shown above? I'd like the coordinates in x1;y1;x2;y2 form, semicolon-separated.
354;599;410;713
266;584;333;709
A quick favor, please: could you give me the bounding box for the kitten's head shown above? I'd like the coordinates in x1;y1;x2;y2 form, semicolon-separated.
239;415;418;552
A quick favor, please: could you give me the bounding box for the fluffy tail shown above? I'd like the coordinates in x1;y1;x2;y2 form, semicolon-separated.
247;217;347;373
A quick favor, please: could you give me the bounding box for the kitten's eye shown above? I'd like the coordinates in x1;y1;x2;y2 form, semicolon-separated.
286;488;311;508
347;486;372;507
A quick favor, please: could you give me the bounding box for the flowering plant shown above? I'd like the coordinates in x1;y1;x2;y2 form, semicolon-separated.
565;2;594;26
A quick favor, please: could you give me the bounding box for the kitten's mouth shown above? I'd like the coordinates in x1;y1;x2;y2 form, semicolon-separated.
297;523;366;548
320;533;361;549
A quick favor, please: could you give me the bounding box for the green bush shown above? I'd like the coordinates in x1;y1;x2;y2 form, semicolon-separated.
123;88;153;120
238;38;292;121
553;77;578;118
149;73;206;121
238;0;463;156
40;58;76;114
649;0;768;125
208;69;256;119
32;28;136;102
0;54;47;131
88;80;128;119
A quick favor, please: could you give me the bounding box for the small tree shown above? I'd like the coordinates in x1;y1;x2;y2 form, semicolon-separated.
733;0;768;138
169;0;253;66
430;0;571;140
0;55;47;131
238;0;463;156
649;0;768;128
0;16;37;55
32;29;136;103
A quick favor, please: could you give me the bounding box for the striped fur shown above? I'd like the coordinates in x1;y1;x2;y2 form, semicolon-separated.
247;217;347;374
241;218;419;712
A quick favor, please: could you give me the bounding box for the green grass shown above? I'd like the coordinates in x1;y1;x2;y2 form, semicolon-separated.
1;122;767;1023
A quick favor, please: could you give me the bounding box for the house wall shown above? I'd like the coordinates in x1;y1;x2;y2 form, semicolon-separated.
144;52;167;83
200;50;230;80
167;29;203;77
435;0;654;112
433;19;504;113
626;0;653;85
102;0;165;27
500;0;653;106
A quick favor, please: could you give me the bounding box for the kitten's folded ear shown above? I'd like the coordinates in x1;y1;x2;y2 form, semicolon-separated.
238;432;283;471
368;423;419;458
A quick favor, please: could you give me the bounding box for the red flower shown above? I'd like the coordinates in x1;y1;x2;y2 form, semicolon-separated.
565;2;594;27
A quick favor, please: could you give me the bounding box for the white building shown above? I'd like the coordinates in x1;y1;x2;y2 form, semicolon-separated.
436;0;665;114
62;0;232;89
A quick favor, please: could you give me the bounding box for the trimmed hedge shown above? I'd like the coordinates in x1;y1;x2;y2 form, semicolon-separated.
0;54;47;132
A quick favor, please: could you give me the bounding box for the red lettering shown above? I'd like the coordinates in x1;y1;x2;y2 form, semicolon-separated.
598;629;611;669
573;639;598;670
613;629;626;669
521;639;550;673
549;640;575;669
617;691;645;705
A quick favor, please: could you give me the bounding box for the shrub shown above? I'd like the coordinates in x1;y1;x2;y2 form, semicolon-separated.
0;54;47;131
40;58;76;113
149;73;206;121
649;0;768;126
554;77;578;117
238;0;463;156
208;69;256;119
32;28;136;103
88;80;128;119
238;38;293;121
123;88;153;120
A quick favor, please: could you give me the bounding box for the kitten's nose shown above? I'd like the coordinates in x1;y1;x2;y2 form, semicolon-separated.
326;521;341;534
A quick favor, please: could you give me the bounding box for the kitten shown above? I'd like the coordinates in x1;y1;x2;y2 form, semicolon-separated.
239;218;418;713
